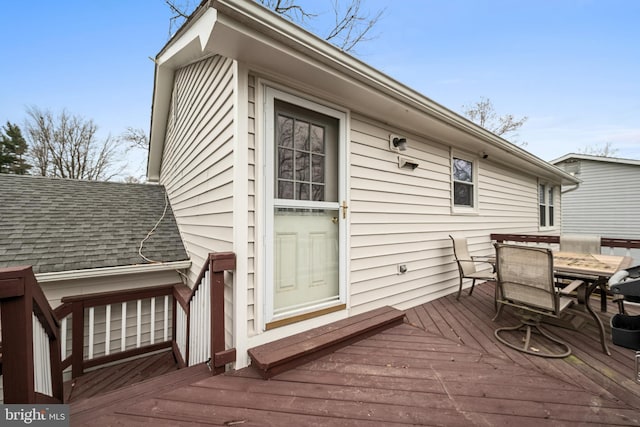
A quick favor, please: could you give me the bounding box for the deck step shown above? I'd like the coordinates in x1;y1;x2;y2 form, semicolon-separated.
248;306;405;378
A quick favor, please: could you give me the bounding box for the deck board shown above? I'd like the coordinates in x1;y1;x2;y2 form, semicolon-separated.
65;350;179;403
70;283;640;425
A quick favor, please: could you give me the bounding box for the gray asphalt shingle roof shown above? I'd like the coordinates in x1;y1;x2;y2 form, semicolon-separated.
0;174;189;274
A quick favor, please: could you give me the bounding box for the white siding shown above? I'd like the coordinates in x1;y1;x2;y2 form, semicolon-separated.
161;55;236;284
160;55;237;349
558;158;640;259
348;115;544;313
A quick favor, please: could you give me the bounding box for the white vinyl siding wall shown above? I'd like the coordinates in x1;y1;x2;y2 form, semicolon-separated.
160;55;236;347
558;159;640;258
349;114;543;313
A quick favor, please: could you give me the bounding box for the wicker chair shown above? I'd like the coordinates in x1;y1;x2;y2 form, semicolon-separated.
492;243;586;358
449;235;496;301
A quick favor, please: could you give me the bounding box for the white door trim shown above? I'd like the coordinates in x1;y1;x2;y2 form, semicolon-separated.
263;84;348;328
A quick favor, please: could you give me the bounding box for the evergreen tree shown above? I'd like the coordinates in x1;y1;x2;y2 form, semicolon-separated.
0;121;31;174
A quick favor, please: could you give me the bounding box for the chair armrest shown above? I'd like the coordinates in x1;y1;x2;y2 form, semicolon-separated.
559;279;584;295
471;256;495;264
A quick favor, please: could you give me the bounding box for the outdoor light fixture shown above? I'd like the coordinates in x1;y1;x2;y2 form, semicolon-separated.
398;156;419;170
389;134;408;151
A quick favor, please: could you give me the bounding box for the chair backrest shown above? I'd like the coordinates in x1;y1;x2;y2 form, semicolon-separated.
494;243;558;314
449;235;477;276
559;234;601;254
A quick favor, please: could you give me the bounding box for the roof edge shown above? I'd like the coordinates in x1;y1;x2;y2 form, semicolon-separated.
551;153;640;167
35;260;191;283
149;0;578;185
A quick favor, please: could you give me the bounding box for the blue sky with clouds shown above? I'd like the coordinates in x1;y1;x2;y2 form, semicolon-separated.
2;0;639;179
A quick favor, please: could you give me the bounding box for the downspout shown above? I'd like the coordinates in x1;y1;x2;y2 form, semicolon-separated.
561;183;580;194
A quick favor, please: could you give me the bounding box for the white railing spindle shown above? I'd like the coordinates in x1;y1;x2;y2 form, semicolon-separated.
163;295;169;342
176;305;187;361
105;304;111;355
60;317;67;359
136;299;142;348
32;313;52;396
150;297;156;345
121;302;127;352
88;307;95;359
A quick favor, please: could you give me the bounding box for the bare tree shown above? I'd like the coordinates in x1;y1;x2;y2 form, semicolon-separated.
577;142;618;157
165;0;384;53
24;106;123;181
462;97;528;147
120;126;149;150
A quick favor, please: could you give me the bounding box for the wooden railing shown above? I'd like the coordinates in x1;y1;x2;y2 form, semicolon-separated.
55;285;177;378
173;252;236;374
491;233;640;258
0;266;63;404
0;251;237;403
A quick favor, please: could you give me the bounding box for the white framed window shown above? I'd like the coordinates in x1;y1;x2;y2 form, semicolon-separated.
539;183;556;228
451;154;478;213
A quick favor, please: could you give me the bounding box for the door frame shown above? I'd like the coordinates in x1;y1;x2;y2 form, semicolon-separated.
262;84;349;328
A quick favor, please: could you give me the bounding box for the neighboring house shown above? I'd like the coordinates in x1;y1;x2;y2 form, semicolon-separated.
146;0;578;369
0;173;190;310
551;153;640;259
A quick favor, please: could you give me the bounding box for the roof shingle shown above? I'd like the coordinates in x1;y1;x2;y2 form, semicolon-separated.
0;174;189;274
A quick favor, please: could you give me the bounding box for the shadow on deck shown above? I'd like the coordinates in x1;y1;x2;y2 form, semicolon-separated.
69;282;640;425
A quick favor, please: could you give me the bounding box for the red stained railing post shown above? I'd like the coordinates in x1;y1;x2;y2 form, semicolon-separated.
71;300;85;378
0;267;36;403
210;252;236;374
0;266;63;404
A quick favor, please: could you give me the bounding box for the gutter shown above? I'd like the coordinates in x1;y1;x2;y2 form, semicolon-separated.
35;260;192;283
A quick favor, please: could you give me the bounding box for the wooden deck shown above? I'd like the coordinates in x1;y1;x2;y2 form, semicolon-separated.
64;350;179;403
69;282;640;425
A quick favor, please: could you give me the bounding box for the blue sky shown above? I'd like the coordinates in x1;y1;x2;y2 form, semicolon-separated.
2;1;639;180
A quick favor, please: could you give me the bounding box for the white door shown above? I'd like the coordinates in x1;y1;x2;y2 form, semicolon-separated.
265;88;347;327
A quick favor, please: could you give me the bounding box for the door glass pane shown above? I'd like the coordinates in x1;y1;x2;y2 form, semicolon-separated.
311;125;324;153
295;151;310;181
278;148;293;180
277;116;293;148
294;121;309;150
273;208;339;314
276;108;333;202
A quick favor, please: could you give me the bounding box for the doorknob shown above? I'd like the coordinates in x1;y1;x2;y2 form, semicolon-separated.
331;217;339;224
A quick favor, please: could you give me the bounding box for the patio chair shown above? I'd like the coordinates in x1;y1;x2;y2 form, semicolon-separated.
492;243;586;358
449;235;496;301
559;234;601;254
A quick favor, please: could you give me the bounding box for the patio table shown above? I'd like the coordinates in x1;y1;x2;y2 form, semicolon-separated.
553;251;633;355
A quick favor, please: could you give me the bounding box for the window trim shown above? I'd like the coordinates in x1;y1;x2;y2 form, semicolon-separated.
451;152;479;214
538;181;557;230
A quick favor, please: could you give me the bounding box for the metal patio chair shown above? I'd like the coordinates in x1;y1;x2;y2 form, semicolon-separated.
449;235;496;301
559;234;601;254
492;243;587;358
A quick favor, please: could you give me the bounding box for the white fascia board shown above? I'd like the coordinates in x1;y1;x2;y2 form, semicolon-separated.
35;260;192;283
147;8;219;182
